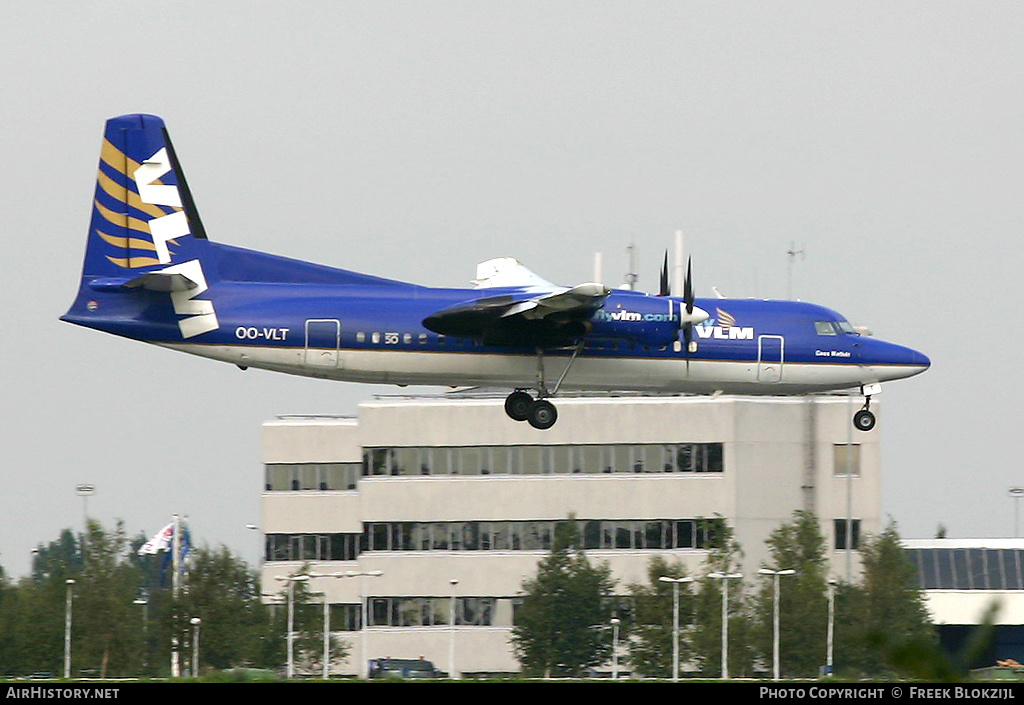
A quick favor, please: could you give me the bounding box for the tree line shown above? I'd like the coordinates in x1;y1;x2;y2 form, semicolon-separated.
0;512;958;679
512;511;953;680
0;520;340;678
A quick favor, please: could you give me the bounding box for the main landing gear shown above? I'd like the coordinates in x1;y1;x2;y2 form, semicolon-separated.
852;383;882;432
505;390;558;430
503;343;584;430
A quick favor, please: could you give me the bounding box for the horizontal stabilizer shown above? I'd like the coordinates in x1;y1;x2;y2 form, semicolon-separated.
125;270;199;292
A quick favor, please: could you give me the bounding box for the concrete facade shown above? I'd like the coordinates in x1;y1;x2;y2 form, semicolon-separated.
259;393;879;676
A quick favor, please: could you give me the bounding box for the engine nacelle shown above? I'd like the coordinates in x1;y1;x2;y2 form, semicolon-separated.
589;293;707;348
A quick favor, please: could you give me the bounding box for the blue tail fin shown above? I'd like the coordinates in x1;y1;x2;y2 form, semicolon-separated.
81;114;207;278
63;114;220;340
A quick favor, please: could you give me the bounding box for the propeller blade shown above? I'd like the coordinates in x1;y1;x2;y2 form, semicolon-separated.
684;257;693;314
658;251;670;296
682;256;695;375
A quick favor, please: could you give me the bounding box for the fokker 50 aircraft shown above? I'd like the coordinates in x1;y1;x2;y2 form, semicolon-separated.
62;114;930;430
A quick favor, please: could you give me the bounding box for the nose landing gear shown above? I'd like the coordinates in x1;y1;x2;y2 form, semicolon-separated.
852;383;881;432
853;405;875;432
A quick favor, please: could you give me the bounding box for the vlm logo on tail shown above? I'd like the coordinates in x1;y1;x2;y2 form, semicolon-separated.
132;147;190;264
89;114;218;339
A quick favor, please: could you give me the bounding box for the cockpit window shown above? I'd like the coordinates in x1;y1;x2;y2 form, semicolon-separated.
816;320;860;336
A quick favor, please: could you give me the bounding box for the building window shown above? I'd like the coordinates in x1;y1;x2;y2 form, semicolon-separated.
834;519;860;550
833;444;860;476
362;442;725;478
366;597;498;627
329;603;362;631
264;532;360;562
265;463;361;491
266;518;726;562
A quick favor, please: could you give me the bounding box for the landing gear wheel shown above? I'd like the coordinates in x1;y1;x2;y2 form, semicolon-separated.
527;399;558;430
853;409;876;432
504;391;534;422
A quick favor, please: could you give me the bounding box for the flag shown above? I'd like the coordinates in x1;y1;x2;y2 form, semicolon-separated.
138;522;174;555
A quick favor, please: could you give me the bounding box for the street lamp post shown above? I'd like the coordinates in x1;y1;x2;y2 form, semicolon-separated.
75;484;94;528
320;593;330;680
314;570;383;679
658;576;694;681
610;618;620;679
275;574;309;679
64;579;75;679
449;579;459;680
707;572;742;679
826;578;837;676
190;617;201;677
134;591;149;674
1010;487;1024;537
758;568;795;680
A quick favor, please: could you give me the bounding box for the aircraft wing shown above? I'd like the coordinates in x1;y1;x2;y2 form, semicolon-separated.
472;257;555;291
423;282;611;347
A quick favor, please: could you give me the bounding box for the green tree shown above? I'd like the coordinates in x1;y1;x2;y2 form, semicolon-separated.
12;528;91;676
0;563;27;676
511;518;617;677
178;545;284;671
836;520;938;678
73;520;145;677
753;510;830;677
0;522;286;678
625;556;694;678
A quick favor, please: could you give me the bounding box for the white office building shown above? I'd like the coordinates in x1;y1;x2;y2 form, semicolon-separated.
259;393;879;676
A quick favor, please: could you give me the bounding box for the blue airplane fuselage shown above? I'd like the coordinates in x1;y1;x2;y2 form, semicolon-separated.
61;113;929;430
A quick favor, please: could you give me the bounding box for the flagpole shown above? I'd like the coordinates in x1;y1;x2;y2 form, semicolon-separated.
171;514;180;678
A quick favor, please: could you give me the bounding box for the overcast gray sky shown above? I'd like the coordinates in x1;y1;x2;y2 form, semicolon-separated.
1;2;1021;577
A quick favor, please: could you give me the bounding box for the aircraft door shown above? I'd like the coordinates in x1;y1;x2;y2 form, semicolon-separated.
757;335;784;382
305;319;341;368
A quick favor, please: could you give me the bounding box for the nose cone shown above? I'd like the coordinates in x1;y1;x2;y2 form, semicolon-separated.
860;338;930;380
681;305;710;326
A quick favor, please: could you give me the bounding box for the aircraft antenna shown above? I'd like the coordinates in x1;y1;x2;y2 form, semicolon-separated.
673;230;685;296
624;244;639;290
786;241;805;299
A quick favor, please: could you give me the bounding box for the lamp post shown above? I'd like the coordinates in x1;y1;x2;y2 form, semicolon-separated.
826;578;837;676
134;591;149;674
75;484;94;527
449;579;459;680
707;572;742;679
75;485;94;565
189;617;201;677
658;576;694;681
315;570;383;679
610;618;621;679
320;593;330;680
63;579;75;679
758;568;795;680
275;573;309;679
1010;487;1024;537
